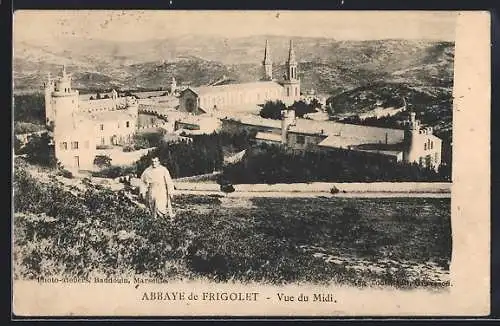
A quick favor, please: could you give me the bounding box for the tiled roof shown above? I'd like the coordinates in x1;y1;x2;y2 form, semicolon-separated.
132;91;170;99
223;114;282;129
255;132;282;142
79;98;128;110
289;119;405;145
188;81;284;96
354;149;403;158
88;109;136;122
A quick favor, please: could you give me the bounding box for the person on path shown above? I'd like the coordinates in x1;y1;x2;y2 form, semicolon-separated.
139;157;176;219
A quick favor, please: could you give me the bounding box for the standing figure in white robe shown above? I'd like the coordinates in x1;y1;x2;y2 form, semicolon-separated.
139;157;176;219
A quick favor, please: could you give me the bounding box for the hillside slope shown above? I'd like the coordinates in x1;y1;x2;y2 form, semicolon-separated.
14;36;454;95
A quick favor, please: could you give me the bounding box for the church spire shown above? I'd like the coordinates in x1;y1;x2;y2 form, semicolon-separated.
262;39;273;80
263;39;272;64
286;39;298;81
287;39;297;65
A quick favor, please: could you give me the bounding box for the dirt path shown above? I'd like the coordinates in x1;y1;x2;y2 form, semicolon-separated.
176;190;451;198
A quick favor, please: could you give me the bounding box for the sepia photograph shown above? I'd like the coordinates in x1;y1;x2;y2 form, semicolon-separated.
11;10;490;316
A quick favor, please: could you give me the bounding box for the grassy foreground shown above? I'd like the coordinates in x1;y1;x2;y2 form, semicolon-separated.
13;163;451;288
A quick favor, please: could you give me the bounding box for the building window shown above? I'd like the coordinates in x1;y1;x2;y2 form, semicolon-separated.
424;143;427;151
296;135;305;145
117;123;120;129
430;141;434;149
126;121;130;128
60;142;68;150
100;124;104;131
419;157;424;166
425;155;432;167
287;88;290;97
101;137;105;145
71;141;79;149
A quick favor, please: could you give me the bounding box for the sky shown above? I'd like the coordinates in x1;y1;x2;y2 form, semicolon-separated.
14;10;457;44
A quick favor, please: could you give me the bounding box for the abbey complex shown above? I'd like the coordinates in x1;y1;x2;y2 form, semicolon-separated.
42;39;443;172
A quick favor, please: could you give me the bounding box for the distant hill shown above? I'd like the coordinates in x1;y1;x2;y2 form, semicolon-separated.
13;35;455;134
13;35;454;91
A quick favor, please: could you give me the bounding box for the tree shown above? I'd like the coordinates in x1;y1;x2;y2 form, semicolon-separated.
94;155;112;168
260;100;287;120
89;96;94;100
23;133;57;167
96;93;102;100
310;98;322;110
289;100;316;118
13;93;45;124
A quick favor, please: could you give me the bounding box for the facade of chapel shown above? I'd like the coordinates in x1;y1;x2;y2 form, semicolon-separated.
178;39;301;115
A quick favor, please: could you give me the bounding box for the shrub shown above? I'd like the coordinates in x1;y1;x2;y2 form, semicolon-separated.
134;133;225;179
58;169;73;179
122;145;134;152
93;155;112;168
92;165;136;179
223;143;447;184
220;184;235;193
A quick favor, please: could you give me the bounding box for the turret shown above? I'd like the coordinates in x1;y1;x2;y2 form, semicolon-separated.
403;111;421;163
262;40;273;80
50;66;80;123
44;72;55;126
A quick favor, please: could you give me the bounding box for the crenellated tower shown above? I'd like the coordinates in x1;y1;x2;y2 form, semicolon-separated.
44;65;80;126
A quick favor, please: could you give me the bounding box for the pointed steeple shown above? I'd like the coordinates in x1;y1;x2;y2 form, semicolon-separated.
287;39;297;64
286;39;298;81
263;40;272;64
262;40;273;80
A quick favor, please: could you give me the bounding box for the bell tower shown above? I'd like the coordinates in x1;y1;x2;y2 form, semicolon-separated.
262;40;273;81
282;40;301;103
286;40;298;81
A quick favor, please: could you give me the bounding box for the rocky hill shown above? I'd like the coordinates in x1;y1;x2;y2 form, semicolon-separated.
13;35;454;93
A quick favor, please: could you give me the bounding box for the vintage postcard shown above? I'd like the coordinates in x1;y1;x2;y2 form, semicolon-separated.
11;10;490;317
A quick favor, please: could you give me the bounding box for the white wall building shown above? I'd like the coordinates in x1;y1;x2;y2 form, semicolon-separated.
44;66;139;171
178;39;301;115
